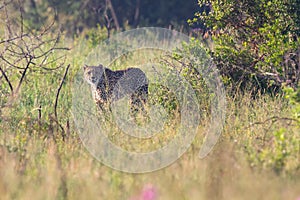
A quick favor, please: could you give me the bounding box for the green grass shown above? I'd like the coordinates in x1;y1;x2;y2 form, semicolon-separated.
0;36;299;200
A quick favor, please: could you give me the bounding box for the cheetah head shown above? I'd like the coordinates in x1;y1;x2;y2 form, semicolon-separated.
83;64;104;85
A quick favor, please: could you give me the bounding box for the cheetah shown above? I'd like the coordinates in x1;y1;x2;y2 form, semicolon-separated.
83;64;148;114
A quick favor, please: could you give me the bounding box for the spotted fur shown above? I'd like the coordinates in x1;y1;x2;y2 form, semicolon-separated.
84;64;148;113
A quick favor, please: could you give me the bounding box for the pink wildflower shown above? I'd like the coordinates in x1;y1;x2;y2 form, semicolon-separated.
141;184;157;200
129;184;158;200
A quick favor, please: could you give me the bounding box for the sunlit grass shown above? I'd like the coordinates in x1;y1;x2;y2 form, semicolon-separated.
0;36;299;200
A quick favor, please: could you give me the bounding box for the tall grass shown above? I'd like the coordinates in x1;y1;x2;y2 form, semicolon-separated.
0;35;299;200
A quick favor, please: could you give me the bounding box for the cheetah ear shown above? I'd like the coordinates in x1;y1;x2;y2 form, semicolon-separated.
83;64;88;70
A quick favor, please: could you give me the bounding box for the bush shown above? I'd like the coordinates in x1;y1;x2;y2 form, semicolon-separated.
191;0;300;94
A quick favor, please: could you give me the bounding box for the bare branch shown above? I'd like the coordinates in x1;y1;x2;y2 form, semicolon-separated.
17;0;24;37
53;64;70;139
106;0;120;31
15;56;33;94
54;64;70;120
34;47;70;59
38;16;56;38
3;0;13;36
0;34;29;45
0;0;69;103
40;55;66;70
0;54;26;69
0;66;13;93
0;0;13;10
246;116;299;129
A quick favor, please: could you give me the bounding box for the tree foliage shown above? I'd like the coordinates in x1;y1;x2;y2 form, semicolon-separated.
193;0;300;93
19;0;199;35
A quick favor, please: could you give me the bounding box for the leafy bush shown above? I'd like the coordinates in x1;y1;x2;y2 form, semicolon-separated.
191;0;300;94
284;86;300;121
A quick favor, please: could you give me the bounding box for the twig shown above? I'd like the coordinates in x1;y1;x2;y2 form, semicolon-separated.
40;55;66;70
0;66;13;93
0;34;28;44
103;8;113;39
34;47;70;59
53;64;70;140
49;115;66;138
3;0;12;36
246;116;299;129
18;0;24;37
0;51;28;70
15;56;33;94
54;64;70;121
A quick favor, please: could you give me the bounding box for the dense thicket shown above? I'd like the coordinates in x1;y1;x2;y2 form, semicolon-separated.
192;0;300;94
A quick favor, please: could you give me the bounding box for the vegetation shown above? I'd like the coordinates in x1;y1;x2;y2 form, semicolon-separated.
21;0;199;35
191;0;300;93
0;0;299;200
